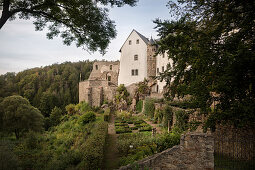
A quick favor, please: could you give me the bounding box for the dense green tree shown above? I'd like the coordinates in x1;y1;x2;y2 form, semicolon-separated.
155;0;255;128
0;61;93;117
49;106;62;127
0;0;137;53
0;95;44;139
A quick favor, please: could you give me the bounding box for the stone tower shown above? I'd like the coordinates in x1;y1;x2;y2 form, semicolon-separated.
147;37;157;80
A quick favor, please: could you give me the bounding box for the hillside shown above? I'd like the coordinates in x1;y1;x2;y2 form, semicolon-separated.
0;60;93;117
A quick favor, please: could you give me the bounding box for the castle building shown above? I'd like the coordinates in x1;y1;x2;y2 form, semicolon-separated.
79;30;172;106
79;61;119;107
118;29;172;93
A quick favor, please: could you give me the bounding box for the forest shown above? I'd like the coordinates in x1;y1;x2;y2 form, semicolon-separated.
0;60;93;116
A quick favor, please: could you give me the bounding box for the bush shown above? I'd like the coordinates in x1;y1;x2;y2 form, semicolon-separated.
116;110;131;119
80;122;108;169
155;132;180;152
175;110;189;131
154;109;164;124
136;100;143;113
65;104;76;115
139;126;152;132
103;108;110;122
79;111;96;125
144;98;155;118
76;102;92;113
162;104;173;128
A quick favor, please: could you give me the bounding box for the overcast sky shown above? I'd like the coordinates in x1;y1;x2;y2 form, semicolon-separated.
0;0;171;75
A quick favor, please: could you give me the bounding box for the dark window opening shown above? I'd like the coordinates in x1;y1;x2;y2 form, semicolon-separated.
134;55;138;61
136;39;139;44
108;76;111;81
110;65;112;70
95;65;98;70
129;40;132;45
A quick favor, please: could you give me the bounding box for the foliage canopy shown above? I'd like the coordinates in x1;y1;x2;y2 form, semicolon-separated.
156;0;255;128
0;95;44;139
0;0;137;53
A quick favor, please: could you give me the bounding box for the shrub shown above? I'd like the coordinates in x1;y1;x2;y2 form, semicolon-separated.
79;111;96;125
144;98;155;118
155;132;180;152
139;126;152;132
103;108;110;122
116;110;131;119
65;104;76;115
80;122;108;169
154;109;164;124
136;100;143;113
78;102;92;113
175;110;189;131
162;104;173;128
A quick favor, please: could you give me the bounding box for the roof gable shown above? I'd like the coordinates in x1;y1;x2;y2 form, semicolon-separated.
119;29;149;52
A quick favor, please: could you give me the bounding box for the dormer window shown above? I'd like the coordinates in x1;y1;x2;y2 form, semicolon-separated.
95;65;98;70
110;65;112;70
136;39;139;44
134;55;138;61
129;40;132;45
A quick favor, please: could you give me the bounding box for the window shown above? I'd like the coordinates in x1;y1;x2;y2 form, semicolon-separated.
108;76;111;81
95;65;98;70
131;69;138;76
157;85;159;93
135;69;138;75
163;53;165;58
132;70;134;76
157;68;159;74
110;65;112;70
134;55;138;61
162;66;164;72
136;39;139;44
129;40;132;45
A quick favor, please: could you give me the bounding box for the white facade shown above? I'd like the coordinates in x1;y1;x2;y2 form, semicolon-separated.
156;51;172;93
118;30;148;86
118;29;173;94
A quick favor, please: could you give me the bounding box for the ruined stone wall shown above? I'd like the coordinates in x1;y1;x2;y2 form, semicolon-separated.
89;61;119;81
119;132;214;170
79;81;91;104
103;86;117;102
91;87;103;107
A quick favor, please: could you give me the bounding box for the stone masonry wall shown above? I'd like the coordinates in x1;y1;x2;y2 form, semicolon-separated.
119;132;214;170
147;45;156;79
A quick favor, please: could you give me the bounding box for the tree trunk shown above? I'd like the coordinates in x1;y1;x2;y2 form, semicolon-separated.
0;0;11;29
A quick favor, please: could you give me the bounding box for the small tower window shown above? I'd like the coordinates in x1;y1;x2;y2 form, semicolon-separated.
136;39;139;44
162;66;164;72
134;55;138;61
110;65;112;70
163;53;165;58
95;65;98;70
157;68;159;74
129;40;132;45
108;76;111;81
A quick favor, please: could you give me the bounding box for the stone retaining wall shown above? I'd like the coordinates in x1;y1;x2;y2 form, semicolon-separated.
119;132;214;170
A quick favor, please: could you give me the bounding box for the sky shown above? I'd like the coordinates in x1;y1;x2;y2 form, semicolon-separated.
0;0;172;75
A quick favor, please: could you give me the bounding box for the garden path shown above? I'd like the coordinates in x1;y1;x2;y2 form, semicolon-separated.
103;112;119;169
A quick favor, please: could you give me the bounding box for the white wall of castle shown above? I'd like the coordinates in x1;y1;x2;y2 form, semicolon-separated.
118;31;148;86
156;51;173;93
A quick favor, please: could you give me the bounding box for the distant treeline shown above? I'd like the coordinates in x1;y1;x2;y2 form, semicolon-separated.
0;60;93;117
